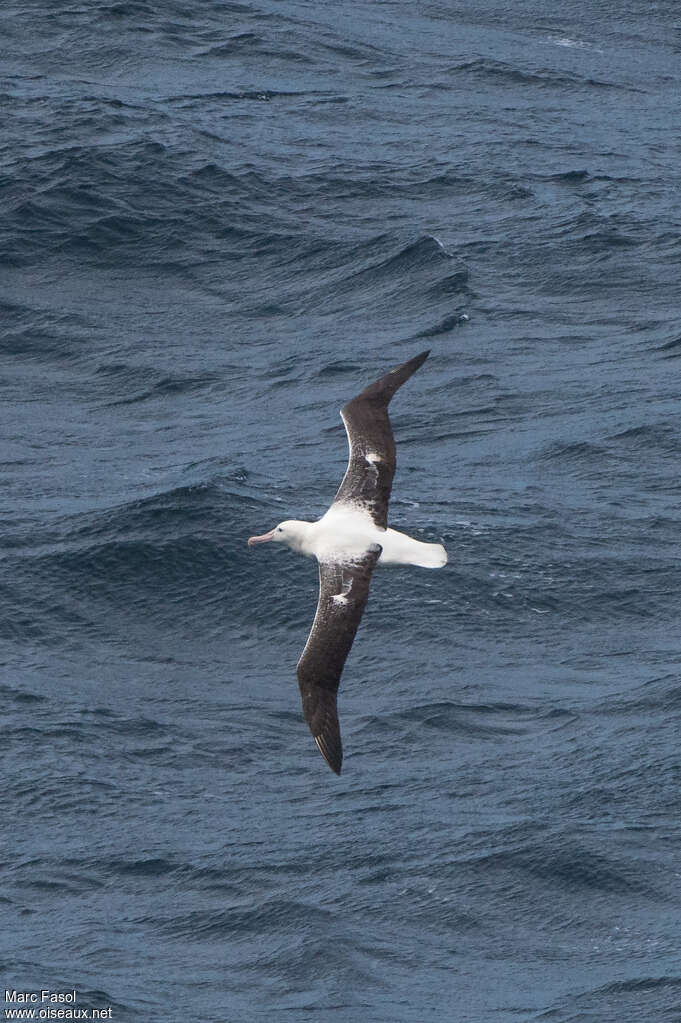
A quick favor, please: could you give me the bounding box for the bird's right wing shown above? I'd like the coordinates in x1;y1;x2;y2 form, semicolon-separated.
296;544;381;775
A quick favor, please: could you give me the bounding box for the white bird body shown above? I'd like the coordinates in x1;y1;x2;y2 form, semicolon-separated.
278;504;447;568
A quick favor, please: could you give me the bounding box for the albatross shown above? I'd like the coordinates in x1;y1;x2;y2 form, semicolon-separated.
248;350;447;775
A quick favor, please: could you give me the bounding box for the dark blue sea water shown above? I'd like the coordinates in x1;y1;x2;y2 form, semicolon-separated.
2;2;681;1020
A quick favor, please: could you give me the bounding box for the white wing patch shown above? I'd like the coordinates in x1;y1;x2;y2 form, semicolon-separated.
332;573;354;606
365;451;382;464
341;409;353;459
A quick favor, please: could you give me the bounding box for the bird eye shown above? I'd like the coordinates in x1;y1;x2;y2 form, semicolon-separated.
277;527;283;532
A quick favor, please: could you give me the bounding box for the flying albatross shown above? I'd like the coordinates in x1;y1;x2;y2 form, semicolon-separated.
248;350;447;775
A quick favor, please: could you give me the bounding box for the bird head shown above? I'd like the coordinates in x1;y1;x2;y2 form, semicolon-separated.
247;520;307;552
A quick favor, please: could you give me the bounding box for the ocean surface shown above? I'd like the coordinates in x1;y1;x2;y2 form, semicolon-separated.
2;2;681;1020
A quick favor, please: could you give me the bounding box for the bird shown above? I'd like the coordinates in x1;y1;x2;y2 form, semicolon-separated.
248;350;447;775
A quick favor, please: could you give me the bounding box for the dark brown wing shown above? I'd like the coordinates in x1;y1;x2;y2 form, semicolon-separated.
333;350;430;528
296;545;382;775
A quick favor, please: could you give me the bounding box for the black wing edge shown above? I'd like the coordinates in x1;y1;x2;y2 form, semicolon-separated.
297;544;382;775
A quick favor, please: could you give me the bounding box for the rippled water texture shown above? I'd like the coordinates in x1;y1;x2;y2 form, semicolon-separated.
2;2;681;1020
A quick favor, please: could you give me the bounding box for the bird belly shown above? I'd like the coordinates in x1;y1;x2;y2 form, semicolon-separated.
308;503;378;562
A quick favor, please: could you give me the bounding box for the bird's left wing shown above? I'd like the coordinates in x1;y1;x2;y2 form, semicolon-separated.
333;349;429;528
296;544;382;775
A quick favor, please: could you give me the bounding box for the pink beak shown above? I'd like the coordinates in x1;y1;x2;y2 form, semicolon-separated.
248;529;276;547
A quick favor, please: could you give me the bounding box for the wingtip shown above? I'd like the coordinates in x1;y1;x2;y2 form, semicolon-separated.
315;734;343;775
394;349;429;373
389;348;430;384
